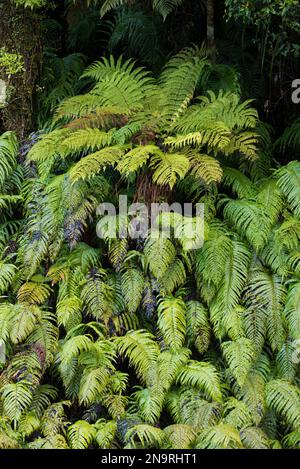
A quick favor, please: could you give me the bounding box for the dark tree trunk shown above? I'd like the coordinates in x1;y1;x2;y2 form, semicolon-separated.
207;0;216;62
0;0;43;140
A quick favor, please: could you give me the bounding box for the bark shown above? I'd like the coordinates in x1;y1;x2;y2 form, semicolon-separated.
207;0;216;62
0;0;43;140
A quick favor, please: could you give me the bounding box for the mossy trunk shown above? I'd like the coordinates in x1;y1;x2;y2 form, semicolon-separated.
0;0;43;140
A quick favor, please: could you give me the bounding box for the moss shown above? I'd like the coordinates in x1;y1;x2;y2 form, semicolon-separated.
0;48;24;76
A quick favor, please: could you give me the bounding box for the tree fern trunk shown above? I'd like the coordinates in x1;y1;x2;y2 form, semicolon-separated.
0;0;43;139
207;0;215;62
134;171;173;206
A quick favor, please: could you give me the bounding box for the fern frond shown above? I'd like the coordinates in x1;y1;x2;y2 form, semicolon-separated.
195;423;243;449
157;296;186;350
276;161;300;218
266;380;300;430
176;361;222;402
222;338;256;388
67;420;96;449
116;330;160;385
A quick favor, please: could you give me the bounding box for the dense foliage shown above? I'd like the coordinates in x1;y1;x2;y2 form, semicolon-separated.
0;0;300;451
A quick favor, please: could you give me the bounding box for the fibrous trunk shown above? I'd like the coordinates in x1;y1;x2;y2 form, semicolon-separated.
0;0;43;139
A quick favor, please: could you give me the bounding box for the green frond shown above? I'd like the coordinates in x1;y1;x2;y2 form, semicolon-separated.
125;424;166;449
185;301;211;354
26;128;71;176
157;349;190;390
152;0;184;20
1;382;33;423
222;338;256;388
157;296;186;350
245;271;286;352
159;257;186;295
283;430;300;449
0;132;18;191
276;161;300;218
195;423;243;449
0;303;41;344
17;280;51;305
60;129;115;156
222;199;271;251
166;388;221;429
149;152;190;188
67;420;96;449
243;304;267;355
29;385;58;419
132;387;164;425
60;335;94;365
81;271;114;323
69;146;125;182
94;420;117;449
117;145;160;177
189;154;223;185
78;368;111;406
163;424;197;449
210;240;251;337
222;167;257;199
240;427;270;449
116;330;160;385
284;282;300;340
257;179;284;225
18;412;40;438
277;118;300;153
144;235;176;279
176;361;222;402
266;380;300;430
159;46;208;122
276;341;297;382
121;267;144;313
0;262;16;295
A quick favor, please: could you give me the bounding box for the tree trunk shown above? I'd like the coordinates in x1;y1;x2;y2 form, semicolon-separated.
207;0;216;62
0;0;43;140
